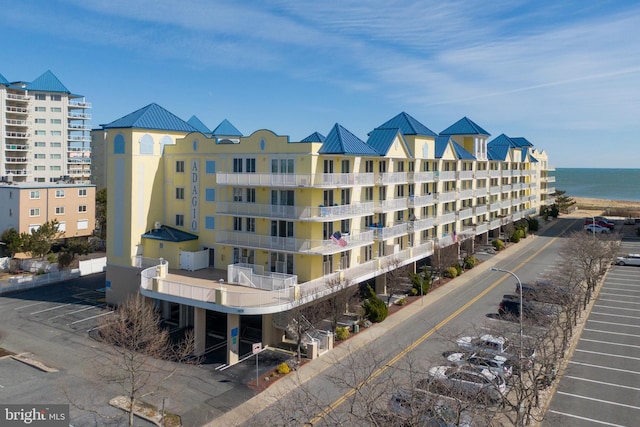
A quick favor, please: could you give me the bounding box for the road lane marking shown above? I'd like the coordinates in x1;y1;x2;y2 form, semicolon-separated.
575;349;640;361
68;311;113;325
308;232;560;425
547;410;625;426
30;303;72;315
556;391;640;411
564;375;640;391
569;360;640;375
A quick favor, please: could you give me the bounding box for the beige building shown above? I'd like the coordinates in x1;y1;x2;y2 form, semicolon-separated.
0;182;95;238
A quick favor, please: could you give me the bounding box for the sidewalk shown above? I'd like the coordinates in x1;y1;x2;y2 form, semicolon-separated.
206;220;555;427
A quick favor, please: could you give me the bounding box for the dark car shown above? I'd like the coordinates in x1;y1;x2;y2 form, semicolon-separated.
499;296;561;326
516;281;570;304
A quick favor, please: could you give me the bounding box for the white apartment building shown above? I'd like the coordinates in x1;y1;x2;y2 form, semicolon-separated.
0;70;91;184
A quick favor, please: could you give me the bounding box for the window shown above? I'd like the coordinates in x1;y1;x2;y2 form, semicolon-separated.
175;214;184;227
30;208;40;216
55;190;65;198
365;215;374;227
34;142;46;147
34;154;46;159
233;158;243;173
58;222;66;232
77;219;89;230
365;160;374;173
30;191;40;199
35;130;46;136
114;134;125;154
35;94;46;100
140;134;154;154
245;158;256;173
176;187;185;200
50;119;61;124
205;188;216;202
51;131;61;136
205;216;215;230
78;189;87;197
51;107;61;113
50;154;61;159
397;185;405;197
323;222;334;240
34;166;45;171
341;159;350;173
50;142;61;148
233;217;242;231
51;94;61;101
341;219;351;233
397;162;404;172
205;160;216;174
364;245;373;262
78;205;87;213
35;118;46;124
233;188;243;202
246;188;256;203
364;187;373;201
35;106;46;112
246;217;255;232
55;207;65;215
176;161;185;173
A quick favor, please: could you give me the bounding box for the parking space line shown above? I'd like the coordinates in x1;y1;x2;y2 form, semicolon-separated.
30;303;72;315
564;375;640;391
590;311;639;320
68;311;113;325
556;391;640;411
598;291;640;298
598;297;640;305
547;410;625;426
50;304;103;320
584;328;640;338
580;338;640;350
588;319;640;328
569;361;640;376
575;349;640;361
594;304;640;312
15;301;54;310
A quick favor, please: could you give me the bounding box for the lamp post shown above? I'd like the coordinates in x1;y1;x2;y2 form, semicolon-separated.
489;267;523;361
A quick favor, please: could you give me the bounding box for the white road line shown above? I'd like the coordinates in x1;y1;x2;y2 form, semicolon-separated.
580;338;640;350
590;311;640;320
598;292;640;298
564;375;640;391
587;319;640;328
15;301;51;310
575;349;640;361
556;391;640;411
68;311;113;325
547;410;625;426
598;298;640;305
569;361;640;376
583;328;640;338
30;303;72;315
594;304;640;312
50;304;102;320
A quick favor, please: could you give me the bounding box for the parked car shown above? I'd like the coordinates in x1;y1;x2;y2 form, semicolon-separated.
388;389;482;426
584;224;610;233
615;254;640;266
499;295;562;326
516;281;570;304
446;352;513;378
584;219;614;229
456;334;536;364
424;366;507;403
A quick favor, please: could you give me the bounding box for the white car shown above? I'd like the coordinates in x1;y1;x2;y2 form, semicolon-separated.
425;366;507;403
446;352;513;378
584;224;609;233
615;254;640;266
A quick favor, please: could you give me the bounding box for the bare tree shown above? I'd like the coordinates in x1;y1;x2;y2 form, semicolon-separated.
323;277;359;332
283;298;329;361
92;295;195;427
382;256;409;305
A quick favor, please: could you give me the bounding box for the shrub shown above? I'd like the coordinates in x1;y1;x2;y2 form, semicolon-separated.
444;266;458;278
527;217;539;232
511;231;521;243
463;256;478;269
492;239;505;251
409;287;418;296
335;326;350;341
409;270;431;296
395;297;407;306
363;285;388;323
276;362;291;375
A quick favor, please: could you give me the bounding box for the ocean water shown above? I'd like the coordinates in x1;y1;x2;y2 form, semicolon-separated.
553;168;640;202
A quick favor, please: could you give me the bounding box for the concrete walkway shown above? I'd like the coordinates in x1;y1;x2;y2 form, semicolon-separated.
206;221;556;427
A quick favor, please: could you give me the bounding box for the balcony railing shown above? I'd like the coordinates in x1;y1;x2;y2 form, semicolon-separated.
408;194;434;207
376;172;408;185
436;191;457;203
410;171;436;182
489;170;501;178
216;172;375;188
68;124;92;130
216;201;374;221
68;100;92;108
474;205;488;216
5;106;29;114
371;222;408;240
5;119;30;126
6;93;30;101
475;170;488;179
489;202;501;212
67;135;91;142
435;212;456;225
458;189;474;200
408;217;435;232
457;207;474;220
437;171;457;181
373;197;408;212
474;187;488;197
68;113;92;120
458;170;474;180
5;144;29;151
5;157;29;163
489;186;501;195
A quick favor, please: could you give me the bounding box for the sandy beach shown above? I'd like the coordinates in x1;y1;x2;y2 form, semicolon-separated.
571;197;640;216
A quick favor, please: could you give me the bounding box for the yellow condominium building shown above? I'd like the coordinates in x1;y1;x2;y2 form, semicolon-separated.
98;103;553;364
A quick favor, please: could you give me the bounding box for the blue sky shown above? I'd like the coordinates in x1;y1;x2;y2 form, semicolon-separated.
2;0;639;168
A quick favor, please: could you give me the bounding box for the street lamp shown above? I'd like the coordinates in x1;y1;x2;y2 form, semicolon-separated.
489;267;523;361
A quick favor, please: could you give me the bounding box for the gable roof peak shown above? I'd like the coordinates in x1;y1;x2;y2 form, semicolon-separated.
26;70;70;93
212;119;242;136
101;103;197;132
440;116;490;136
375;112;438;137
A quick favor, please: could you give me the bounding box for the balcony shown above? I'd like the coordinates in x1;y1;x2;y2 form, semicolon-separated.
5;106;29;114
474;205;488;216
68;158;92;164
68;113;92;120
489;185;501;195
474;187;488;197
371;222;408;240
475;222;489;234
458;189;474;200
216;201;374;221
67;135;91;142
373;197;408;213
542;176;556;183
501;185;512;193
5;169;28;175
475;170;488;179
5;119;30;127
5;156;28;163
410;171;436;183
215;230;374;255
458;170;474;180
435;212;456;225
5;144;29;151
501;199;512;209
489;170;501;178
5;131;29;139
6;93;30;101
68;123;92;130
437;191;457;203
489;219;502;230
216;172;374;188
408;194;434;208
457;207;474;221
68;100;92;108
408;217;435;232
489;202;501;212
437;171;456;181
375;172;408;185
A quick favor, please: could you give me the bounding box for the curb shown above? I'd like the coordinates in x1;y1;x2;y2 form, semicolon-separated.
11;353;59;373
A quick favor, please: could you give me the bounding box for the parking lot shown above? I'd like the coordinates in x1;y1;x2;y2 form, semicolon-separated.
545;235;640;426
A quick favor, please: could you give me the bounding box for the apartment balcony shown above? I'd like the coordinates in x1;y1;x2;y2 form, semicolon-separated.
216;201;374;221
5;131;29;139
215;230;374;255
68;100;92;108
435;212;456;226
68;123;92;131
68;112;92;120
475;170;488;179
544;187;556;194
501;184;512;193
410;171;436;183
371;222;408;240
68;147;90;153
5;156;29;164
5;106;29;114
458;189;474;200
489;202;501;212
5;119;30;127
489;219;502;230
512;182;523;191
67;135;91;143
501;199;512;209
216;172;374;188
373;197;408;213
408;194;434;207
474;205;488;216
475;222;489;234
6;93;30;101
458;170;474;180
5;143;29;151
5;169;28;176
408;216;435;232
489;170;501;178
437;171;457;181
542;176;556;183
375;172;408;185
474;187;488;197
68;169;91;176
457;207;474;221
489;185;501;195
436;191;457;203
68;158;92;164
546;166;556;172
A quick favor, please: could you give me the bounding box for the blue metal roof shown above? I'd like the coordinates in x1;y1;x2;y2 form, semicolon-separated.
101;103;197;132
187;115;211;134
434;136;449;158
0;72;9;85
452;141;476;160
375;112;438;137
141;225;199;242
26;70;70;93
300;131;326;143
212;119;242;136
366;128;410;156
510;137;533;147
488;133;517;148
488;145;509;161
440;117;490;136
319;124;379;155
434;136;475;160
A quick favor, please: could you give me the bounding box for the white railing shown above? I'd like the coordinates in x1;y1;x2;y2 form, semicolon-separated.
408;217;435;232
474;205;488;215
408;194;435;207
411;171;436;182
5;106;29;113
458;189;474;200
489;186;501;195
489;170;501;178
475;170;488;179
216;172;375;187
6;93;30;101
457;208;474;220
68;100;92;108
376;172;408;185
435;212;456;225
227;263;297;290
217;202;374;220
374;198;408;212
474;187;488;197
5;131;29;138
371;222;408;240
5;119;30;126
437;171;457;181
458;170;474;180
475;223;489;234
437;191;457;203
489;202;501;211
489;219;502;229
